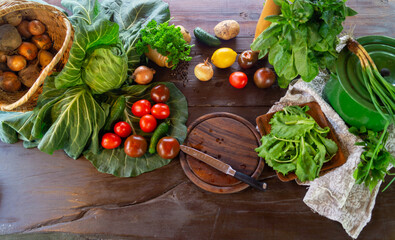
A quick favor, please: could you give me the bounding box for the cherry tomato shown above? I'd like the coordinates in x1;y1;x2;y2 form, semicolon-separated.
114;121;132;138
132;99;151;117
101;133;121;149
151;84;170;103
237;50;258;69
229;72;248;89
253;67;276;88
124;135;147;158
139;114;157;133
151;103;170;120
156;136;180;159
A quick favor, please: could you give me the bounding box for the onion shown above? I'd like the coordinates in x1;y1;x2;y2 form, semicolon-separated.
17;20;32;39
194;58;213;81
32;34;52;50
7;55;26;72
132;66;156;85
0;51;7;63
19;60;40;87
28;20;46;36
38;50;54;68
1;72;21;92
18;42;38;61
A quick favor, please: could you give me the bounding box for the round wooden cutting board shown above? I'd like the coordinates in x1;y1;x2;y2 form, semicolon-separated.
180;112;264;194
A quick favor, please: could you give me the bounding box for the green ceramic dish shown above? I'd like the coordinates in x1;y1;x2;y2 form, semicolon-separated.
323;35;395;131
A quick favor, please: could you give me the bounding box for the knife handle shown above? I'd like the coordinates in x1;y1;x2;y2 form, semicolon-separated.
234;171;267;191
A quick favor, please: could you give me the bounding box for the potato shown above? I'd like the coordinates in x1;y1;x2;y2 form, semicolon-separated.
0;24;22;52
214;20;240;40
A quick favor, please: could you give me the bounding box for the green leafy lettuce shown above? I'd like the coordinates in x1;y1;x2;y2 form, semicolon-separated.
255;106;338;182
251;0;357;88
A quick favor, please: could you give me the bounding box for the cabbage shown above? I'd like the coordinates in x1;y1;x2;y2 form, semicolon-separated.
82;43;128;94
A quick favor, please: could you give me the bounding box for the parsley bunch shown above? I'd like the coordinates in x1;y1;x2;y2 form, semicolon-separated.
349;125;395;192
136;20;192;69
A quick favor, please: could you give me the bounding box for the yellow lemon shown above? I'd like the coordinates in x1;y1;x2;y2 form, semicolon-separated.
211;47;237;68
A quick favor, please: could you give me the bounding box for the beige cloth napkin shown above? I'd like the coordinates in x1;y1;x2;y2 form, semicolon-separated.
266;73;395;239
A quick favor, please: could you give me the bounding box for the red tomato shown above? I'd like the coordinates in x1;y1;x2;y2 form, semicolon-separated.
132;99;151;117
139;114;157;132
101;133;122;149
114;121;132;138
151;103;170;119
156;136;180;159
229;72;248;89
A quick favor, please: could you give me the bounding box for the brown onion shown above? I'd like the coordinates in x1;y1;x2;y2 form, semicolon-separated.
28;20;46;36
17;20;32;39
132;66;156;85
19;60;40;87
18;42;38;61
38;50;54;68
32;34;52;50
7;55;26;71
1;72;21;92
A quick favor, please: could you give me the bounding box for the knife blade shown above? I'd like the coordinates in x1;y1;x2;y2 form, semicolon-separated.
180;145;267;191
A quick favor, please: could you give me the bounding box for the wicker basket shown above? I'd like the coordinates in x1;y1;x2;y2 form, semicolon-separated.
0;0;73;112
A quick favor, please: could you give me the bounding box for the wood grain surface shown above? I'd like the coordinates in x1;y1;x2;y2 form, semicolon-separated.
1;0;395;239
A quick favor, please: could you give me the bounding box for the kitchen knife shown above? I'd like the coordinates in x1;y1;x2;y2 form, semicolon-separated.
180;145;267;191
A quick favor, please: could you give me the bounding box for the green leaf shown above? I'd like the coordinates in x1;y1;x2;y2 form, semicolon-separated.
101;0;170;72
34;76;108;159
0;111;36;143
251;24;282;56
61;0;101;25
295;137;319;182
84;82;188;177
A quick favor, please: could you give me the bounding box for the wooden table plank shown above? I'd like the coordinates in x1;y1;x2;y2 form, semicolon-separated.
0;0;394;239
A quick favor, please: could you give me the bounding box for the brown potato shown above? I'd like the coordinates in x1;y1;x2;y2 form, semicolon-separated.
214;20;240;40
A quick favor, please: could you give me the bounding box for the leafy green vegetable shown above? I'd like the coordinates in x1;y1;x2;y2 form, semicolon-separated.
135;19;192;69
255;106;338;182
82;42;128;94
100;0;170;73
251;0;357;88
0;0;188;178
84;82;188;177
349;125;395;192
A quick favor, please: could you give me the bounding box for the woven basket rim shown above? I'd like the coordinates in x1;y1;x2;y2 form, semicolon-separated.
0;0;74;112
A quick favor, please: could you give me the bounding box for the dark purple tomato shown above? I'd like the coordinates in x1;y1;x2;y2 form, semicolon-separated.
156;136;180;159
237;50;258;69
253;68;276;88
124;135;147;158
151;84;170;103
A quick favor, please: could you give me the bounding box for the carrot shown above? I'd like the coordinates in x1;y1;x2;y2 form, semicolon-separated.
145;45;172;68
254;0;281;40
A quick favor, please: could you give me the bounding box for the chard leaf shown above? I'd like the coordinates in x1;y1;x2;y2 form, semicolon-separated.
100;0;170;72
295;137;318;182
84;82;188;177
0;111;36;144
61;0;101;25
34;76;108;159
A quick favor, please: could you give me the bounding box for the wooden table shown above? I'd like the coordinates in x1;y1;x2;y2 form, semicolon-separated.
1;0;394;239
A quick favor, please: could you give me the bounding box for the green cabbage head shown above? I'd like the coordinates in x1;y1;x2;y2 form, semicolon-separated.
82;42;128;94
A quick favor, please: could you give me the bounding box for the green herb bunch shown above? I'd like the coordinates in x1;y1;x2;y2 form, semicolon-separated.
255;106;338;182
136;19;192;69
251;0;357;88
349;126;395;192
